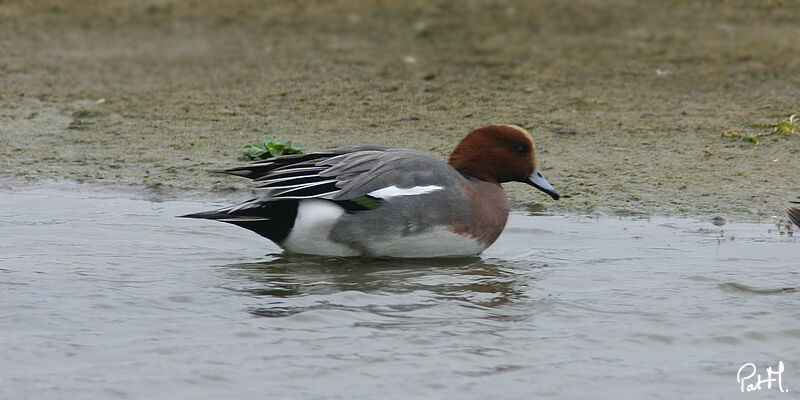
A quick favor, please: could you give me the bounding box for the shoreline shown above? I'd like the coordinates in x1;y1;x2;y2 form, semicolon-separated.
2;177;793;225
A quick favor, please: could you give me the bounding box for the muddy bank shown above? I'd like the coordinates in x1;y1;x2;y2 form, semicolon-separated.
1;0;799;217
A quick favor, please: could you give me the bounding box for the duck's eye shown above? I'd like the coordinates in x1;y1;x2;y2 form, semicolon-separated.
514;146;528;155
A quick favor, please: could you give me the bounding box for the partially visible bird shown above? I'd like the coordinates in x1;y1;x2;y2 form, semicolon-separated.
788;198;800;228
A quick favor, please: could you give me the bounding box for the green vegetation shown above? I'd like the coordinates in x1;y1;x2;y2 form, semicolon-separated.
243;136;307;160
723;114;799;144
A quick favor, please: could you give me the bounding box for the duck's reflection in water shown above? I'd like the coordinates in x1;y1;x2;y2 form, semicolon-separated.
220;254;545;318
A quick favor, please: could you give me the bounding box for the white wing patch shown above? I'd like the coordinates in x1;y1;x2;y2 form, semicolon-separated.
367;185;444;200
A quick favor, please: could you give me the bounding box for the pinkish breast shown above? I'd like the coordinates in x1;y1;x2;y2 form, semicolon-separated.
449;180;510;246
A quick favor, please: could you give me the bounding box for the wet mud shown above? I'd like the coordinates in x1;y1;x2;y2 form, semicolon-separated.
2;0;799;217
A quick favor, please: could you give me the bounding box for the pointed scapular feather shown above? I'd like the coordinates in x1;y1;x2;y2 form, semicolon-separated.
255;173;329;186
270;181;341;199
258;177;338;190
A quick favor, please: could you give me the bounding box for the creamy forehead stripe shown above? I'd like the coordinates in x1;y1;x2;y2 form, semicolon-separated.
368;185;444;199
500;124;532;138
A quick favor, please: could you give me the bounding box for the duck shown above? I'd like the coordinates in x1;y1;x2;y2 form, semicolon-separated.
182;124;560;257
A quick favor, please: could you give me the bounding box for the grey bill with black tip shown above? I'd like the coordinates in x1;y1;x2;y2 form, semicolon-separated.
527;167;560;200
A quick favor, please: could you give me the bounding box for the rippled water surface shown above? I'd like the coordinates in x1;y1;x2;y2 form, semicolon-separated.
1;182;798;399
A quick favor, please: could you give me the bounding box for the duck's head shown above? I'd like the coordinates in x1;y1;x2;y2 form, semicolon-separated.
448;124;560;200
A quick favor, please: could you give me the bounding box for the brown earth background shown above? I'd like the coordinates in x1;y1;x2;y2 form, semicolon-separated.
1;0;799;218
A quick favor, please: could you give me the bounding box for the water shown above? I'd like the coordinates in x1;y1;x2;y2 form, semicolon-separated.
1;182;798;399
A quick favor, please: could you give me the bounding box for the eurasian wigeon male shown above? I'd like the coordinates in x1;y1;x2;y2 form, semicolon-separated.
182;124;559;257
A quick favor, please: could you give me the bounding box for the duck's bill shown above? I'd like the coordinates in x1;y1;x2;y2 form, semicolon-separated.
526;168;560;200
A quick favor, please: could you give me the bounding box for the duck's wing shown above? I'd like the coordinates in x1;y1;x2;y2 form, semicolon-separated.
788;198;800;227
213;145;455;201
181;146;462;244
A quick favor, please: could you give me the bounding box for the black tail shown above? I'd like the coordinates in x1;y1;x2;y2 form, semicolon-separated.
788;198;800;228
180;200;299;244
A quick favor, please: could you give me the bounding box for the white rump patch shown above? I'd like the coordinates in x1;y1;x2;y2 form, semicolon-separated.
281;199;359;256
367;185;444;200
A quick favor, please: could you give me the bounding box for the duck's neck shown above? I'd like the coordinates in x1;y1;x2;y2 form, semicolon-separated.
448;144;501;185
450;163;500;185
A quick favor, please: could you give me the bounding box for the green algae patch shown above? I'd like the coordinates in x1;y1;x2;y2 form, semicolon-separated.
243;136;307;160
723;114;800;144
